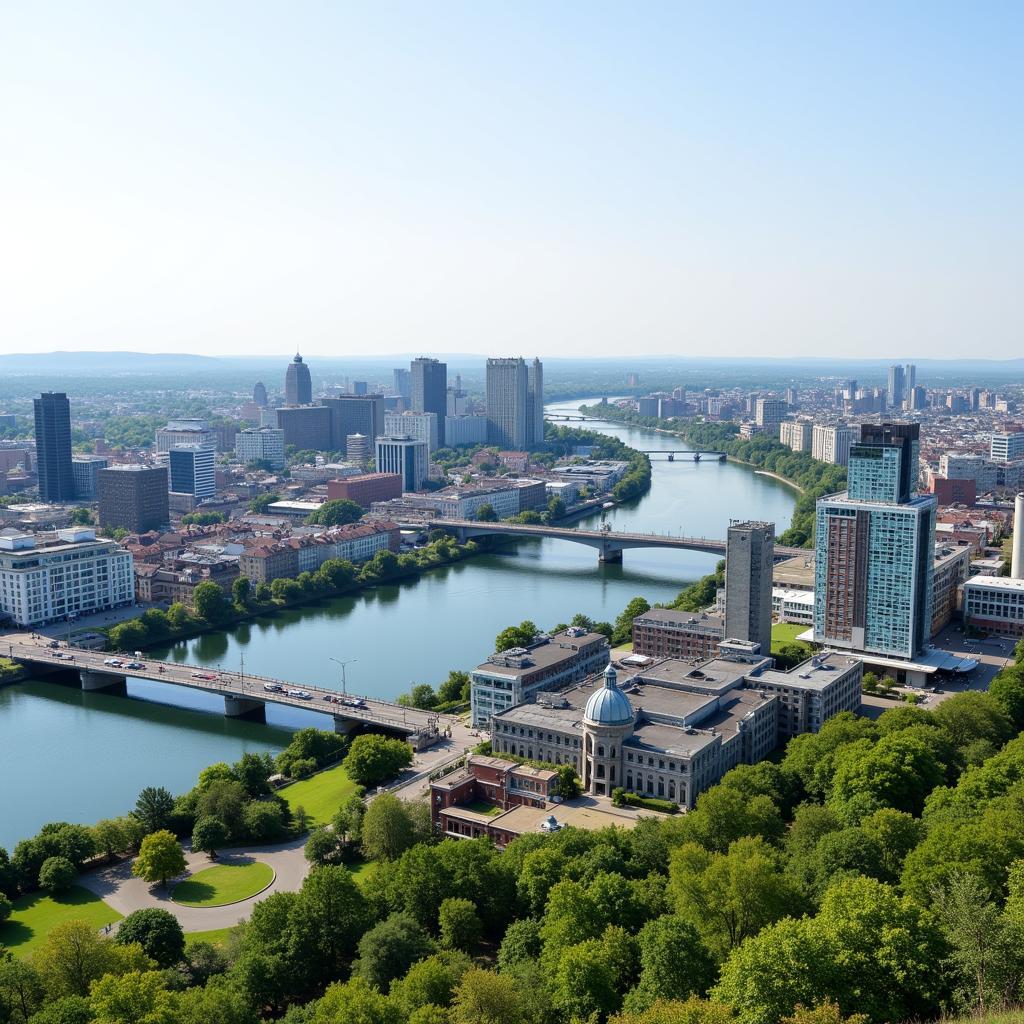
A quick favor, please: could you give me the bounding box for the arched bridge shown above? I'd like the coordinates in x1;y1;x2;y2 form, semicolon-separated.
422;519;807;564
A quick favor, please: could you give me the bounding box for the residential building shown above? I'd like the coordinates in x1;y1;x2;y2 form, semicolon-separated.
932;542;972;635
33;392;74;502
772;588;815;625
963;576;1024;637
991;431;1024;463
631;608;724;660
938;453;1024;495
444;415;488;447
235;427;286;470
346;434;370;466
384;410;439;453
411;357;447;447
71;455;108;500
812;424;854;467
97;465;170;533
155;419;215;453
754;398;786;436
326;473;403;509
779;420;812;453
168;444;216;499
285;353;313;406
470;627;610;727
724;521;774;654
276;405;332;451
814;424;936;659
375;435;428;491
929;476;977;507
0;527;134;627
486;357;544;450
322;395;386;452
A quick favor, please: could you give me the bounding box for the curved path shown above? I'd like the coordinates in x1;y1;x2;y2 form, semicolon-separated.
78;837;311;932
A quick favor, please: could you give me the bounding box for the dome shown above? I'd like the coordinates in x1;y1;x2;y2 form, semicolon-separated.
584;664;633;726
293;353;303;363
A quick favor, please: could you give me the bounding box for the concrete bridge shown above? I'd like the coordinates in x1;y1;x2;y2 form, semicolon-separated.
638;450;727;462
3;636;451;744
543;413;592;421
423;520;807;564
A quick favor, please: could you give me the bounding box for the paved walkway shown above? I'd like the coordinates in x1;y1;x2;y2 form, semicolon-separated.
78;837;311;932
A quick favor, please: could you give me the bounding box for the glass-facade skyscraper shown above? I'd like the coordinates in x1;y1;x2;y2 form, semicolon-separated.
33;392;75;502
814;422;935;659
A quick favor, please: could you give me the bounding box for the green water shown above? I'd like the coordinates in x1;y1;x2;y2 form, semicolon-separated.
0;400;796;847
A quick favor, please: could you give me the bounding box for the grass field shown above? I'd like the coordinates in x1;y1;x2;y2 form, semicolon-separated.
184;926;236;948
171;861;274;908
0;886;122;957
771;622;811;650
463;800;503;816
346;858;378;885
279;763;359;826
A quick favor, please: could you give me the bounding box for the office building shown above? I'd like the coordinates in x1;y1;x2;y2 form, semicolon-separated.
155;420;215;453
445;415;489;447
754;398;786;436
631;608;724;660
169;444;216;499
0;527;134;627
887;365;906;408
991;431;1024;464
375;435;429;491
33;392;74;502
909;385;927;411
812;424;854;467
724;521;775;653
235;427;286;470
963;576;1024;637
350;381;368;396
384;410;439;453
285;353;313;406
253;382;268;408
814;424;936;659
938;453;1024;496
71;455;108;500
411;357;447;447
527;358;544;447
275;405;332;451
326;473;403;509
486;357;530;449
393;368;412;399
97;465;170;533
322;395;385;451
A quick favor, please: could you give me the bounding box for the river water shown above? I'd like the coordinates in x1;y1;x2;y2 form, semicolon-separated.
0;399;795;848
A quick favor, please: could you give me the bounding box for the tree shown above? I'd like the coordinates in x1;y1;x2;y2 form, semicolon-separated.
305;828;343;867
32;920;149;999
344;734;413;787
132;830;186;888
437;670;470;704
988;667;1024;730
389;951;473;1018
309;977;401;1024
0;953;44;1022
166;602;194;630
38;856;76;894
115;908;185;968
232;751;274;797
306;499;363;527
196;779;248;838
475;503;497;522
361;794;418;861
555;763;582;799
613;596;651;645
0;893;10;923
248;492;281;513
133;787;175;835
88;969;176;1024
547;496;566;520
91;817;142;863
493;620;538;653
625;915;716;1012
931;691;1014;752
69;507;93;526
243;800;286;842
232;576;251;608
610;996;736;1024
782;1003;867;1024
192;816;228;859
438;897;482;952
353;912;435;992
408;683;438;710
450;968;527;1024
193;581;231;623
552;935;627;1021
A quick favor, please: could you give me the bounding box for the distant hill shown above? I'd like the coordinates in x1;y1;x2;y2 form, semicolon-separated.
0;351;224;375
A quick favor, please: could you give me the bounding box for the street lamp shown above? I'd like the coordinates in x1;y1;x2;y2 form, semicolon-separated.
329;657;357;696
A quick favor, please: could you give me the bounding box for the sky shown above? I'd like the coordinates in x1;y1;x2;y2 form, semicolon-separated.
1;2;1021;360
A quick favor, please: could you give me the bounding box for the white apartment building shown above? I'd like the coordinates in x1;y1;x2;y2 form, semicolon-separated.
0;527;134;627
779;420;812;453
991;431;1024;463
384;411;439;453
812;424;854;467
155;419;215;453
235;427;286;470
939;453;1024;494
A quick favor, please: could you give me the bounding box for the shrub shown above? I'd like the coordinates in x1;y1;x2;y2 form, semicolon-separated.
38;856;77;893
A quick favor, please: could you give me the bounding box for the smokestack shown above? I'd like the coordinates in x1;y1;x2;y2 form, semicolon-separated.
1013;493;1024;580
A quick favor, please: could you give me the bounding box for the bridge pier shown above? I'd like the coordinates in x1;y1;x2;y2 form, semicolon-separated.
598;545;623;564
223;695;266;722
332;716;360;735
79;669;126;694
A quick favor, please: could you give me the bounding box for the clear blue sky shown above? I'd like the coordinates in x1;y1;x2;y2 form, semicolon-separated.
1;1;1020;359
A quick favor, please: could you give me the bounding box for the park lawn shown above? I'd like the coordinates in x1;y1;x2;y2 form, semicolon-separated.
771;622;811;652
279;763;359;826
346;858;378;886
0;885;122;957
462;800;503;817
184;926;236;948
171;861;274;908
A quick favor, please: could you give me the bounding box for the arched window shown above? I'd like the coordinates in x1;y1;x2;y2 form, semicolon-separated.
658;780;665;797
668;781;676;800
626;773;633;790
597;745;605;757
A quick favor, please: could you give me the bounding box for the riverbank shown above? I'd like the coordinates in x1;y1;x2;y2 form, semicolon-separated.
750;466;805;493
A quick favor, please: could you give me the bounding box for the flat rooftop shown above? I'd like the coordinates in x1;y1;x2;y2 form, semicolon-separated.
635;656;761;696
964;574;1024;591
490;801;645;834
475;631;607;679
634;607;724;629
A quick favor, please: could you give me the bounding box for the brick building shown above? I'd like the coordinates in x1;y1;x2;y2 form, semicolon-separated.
631;608;724;660
326;473;403;509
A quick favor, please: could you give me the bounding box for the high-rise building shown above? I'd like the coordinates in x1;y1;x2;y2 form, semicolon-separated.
275;405;332;451
346;434;370;466
724;521;774;653
991;431;1024;463
887;365;906;408
285;353;313;406
33;392;75;502
169;444;216;499
235;427;286;469
71;455;108;500
253;382;268;408
785;387;798;406
384;410;438;452
779;420;812;453
97;465;170;533
814;423;935;659
486;357;529;449
351;381;368;396
754;398;786;436
322;395;385;451
527;358;545;447
909;385;927;411
155;419;215;453
411;358;447;447
393;368;412;399
904;363;917;393
812;424;854;467
375;435;428;491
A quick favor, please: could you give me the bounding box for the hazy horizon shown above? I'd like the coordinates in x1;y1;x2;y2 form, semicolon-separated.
2;2;1021;359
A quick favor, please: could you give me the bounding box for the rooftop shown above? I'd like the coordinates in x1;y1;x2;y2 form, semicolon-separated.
964;574;1024;591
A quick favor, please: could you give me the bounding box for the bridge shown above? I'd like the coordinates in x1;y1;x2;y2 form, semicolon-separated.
543;413;592;421
421;520;807;564
3;636;453;745
639;450;727;462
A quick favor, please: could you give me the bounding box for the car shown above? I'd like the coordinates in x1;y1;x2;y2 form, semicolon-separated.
201;673;217;681
287;688;312;699
343;697;365;708
109;660;123;667
190;672;205;679
322;694;336;702
103;658;117;665
263;683;284;693
126;661;142;670
52;651;64;659
47;640;59;648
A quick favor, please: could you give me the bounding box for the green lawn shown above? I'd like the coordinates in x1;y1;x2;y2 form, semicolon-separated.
0;886;122;957
346;859;378;886
184;926;236;948
771;622;810;649
171;861;275;908
279;763;359;826
463;800;503;817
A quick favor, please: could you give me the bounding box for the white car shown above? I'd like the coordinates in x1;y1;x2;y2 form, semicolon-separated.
287;688;312;700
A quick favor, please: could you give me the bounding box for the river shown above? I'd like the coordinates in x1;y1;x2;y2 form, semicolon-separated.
0;399;795;849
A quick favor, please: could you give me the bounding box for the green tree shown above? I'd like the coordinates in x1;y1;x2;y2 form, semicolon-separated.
353;911;435;992
114;909;185;968
305;828;343;866
310;977;401;1024
166;602;194;631
389;951;472;1018
450;968;527;1024
361;794;417;862
613;596;651;645
493;620;538;652
88;969;175;1024
69;507;93;526
0;953;44;1023
437;670;470;704
38;856;76;894
91;817;143;863
133;787;175;835
248;492;281;513
475;503;497;522
625;915;717;1012
610;996;735;1024
344;734;413;787
191;816;228;859
232;751;274;797
407;683;438;709
132;830;186;888
931;691;1014;752
193;581;231;623
988;667;1024;730
196;779;248;838
231;576;251;608
306;499;364;527
438;897;482;952
555;763;581;799
32;920;151;1000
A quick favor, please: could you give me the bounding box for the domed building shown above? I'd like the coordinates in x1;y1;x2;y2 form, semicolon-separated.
284;352;312;406
581;664;635;795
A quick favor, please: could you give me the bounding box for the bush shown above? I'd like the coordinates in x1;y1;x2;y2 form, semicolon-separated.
0;892;11;922
290;758;317;780
612;789;678;814
38;856;77;893
115;908;185;967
